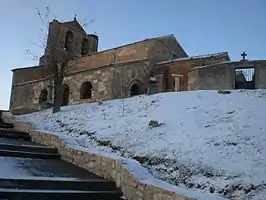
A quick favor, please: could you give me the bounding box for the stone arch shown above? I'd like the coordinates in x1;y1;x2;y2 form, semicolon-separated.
39;89;48;104
129;79;145;96
80;81;92;99
61;84;70;106
64;31;74;51
81;38;89;55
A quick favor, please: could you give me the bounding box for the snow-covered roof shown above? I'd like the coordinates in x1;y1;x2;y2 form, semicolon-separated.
155;52;229;66
191;60;266;70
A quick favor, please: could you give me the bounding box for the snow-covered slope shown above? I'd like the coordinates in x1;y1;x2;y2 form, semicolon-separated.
17;90;266;200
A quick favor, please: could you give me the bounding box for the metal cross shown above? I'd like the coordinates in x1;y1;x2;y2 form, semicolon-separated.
241;52;247;61
74;13;77;20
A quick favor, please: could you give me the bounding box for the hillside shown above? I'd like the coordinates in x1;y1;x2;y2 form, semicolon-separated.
17;90;266;200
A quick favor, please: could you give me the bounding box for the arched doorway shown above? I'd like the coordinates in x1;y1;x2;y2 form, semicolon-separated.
39;89;48;104
61;84;69;106
80;82;92;99
130;80;144;96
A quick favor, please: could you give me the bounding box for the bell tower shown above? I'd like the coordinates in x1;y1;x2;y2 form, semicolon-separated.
39;17;99;66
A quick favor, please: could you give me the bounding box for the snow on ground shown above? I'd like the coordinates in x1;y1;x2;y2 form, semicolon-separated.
17;90;266;200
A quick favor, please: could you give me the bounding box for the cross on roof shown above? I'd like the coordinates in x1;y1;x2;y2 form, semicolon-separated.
241;52;247;61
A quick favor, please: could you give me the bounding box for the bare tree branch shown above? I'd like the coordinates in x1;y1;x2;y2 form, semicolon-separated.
79;14;95;31
24;48;39;61
36;6;50;29
82;19;95;30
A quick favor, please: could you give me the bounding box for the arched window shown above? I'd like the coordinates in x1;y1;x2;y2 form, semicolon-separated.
39;89;48;104
81;38;89;55
80;82;92;99
64;31;74;51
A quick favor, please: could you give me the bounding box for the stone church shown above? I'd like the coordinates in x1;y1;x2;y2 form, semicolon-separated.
10;18;266;115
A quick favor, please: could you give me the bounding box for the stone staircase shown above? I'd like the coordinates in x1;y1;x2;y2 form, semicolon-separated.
0;119;123;200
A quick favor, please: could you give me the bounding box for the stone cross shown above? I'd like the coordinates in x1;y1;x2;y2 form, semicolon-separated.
241;52;247;61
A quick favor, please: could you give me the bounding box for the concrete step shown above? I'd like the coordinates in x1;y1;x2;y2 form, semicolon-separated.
0;188;123;200
0;123;14;129
0;177;117;191
0;143;58;154
0;132;31;141
0;129;30;136
0;137;43;147
0;149;60;159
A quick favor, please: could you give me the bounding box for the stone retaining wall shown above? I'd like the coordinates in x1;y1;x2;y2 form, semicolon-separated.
3;114;215;200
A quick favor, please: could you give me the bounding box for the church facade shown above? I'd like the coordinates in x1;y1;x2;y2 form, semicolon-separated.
9;19;266;115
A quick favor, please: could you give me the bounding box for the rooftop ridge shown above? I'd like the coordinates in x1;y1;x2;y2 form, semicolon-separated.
78;34;175;58
11;65;45;72
192;60;266;70
155;52;229;65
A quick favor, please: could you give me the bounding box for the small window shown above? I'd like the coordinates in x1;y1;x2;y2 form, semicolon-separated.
170;52;179;60
39;89;48;104
64;31;74;51
81;38;89;55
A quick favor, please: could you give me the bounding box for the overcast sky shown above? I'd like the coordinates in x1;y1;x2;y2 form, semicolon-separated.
0;0;265;109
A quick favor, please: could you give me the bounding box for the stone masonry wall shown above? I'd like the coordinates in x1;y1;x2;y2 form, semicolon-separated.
10;79;51;114
148;35;188;64
41;19;88;65
10;35;183;114
68;41;149;73
10;59;150;114
163;62;189;91
63;66;113;103
66;59;150;102
151;53;229;92
188;61;266;90
169;55;230;90
256;66;266;88
62;59;150;103
188;63;234;90
253;62;266;88
3;114;199;200
12;66;48;85
111;59;150;98
11;38;149;90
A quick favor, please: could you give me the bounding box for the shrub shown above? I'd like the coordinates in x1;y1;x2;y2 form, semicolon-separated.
98;101;103;105
149;120;160;128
